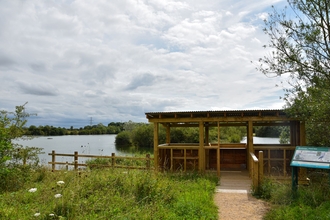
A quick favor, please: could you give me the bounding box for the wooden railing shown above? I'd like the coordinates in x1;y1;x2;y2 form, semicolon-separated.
48;150;153;171
254;145;295;176
249;151;264;188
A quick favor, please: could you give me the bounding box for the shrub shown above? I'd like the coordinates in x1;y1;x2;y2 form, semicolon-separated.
115;131;131;146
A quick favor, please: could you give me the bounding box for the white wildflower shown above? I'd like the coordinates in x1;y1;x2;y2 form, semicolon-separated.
34;212;40;217
29;188;37;193
57;181;65;186
54;193;62;198
49;213;55;217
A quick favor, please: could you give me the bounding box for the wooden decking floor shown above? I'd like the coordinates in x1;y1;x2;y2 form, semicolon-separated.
215;170;251;193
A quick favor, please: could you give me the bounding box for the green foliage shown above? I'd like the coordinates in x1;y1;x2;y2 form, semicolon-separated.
279;126;290;144
86;152;152;169
11;146;44;166
25;122;125;136
254;126;281;137
287;85;330;145
218;126;246;143
0;168;218;219
116;123;247;149
115;131;131;146
170;127;200;143
0;104;45;194
131;124;154;148
0;103;33;167
260;172;330;220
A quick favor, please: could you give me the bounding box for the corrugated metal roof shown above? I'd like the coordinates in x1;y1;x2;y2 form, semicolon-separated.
145;109;289;121
145;109;284;114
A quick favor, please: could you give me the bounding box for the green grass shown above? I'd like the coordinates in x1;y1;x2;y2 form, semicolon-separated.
255;172;330;220
85;154;152;169
0;166;218;219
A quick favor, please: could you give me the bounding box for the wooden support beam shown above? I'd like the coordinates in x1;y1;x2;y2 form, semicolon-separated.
217;121;220;177
199;121;205;171
247;121;253;176
300;121;306;145
166;124;170;144
154;122;159;171
284;149;287;175
258;151;264;183
268;150;271;174
205;123;209;169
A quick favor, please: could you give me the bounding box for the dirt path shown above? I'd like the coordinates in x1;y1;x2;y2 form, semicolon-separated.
214;171;269;220
214;191;269;220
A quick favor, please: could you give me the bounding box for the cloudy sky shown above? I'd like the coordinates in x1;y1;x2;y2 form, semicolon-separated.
0;0;288;128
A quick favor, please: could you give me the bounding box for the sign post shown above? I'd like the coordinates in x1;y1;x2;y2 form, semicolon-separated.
290;146;330;191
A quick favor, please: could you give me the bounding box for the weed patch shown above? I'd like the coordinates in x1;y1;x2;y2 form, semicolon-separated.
0;167;218;219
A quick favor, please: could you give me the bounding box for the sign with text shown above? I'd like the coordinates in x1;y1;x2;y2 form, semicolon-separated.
291;146;330;169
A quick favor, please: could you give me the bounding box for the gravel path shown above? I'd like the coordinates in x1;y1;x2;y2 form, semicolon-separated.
214;170;269;220
214;191;269;220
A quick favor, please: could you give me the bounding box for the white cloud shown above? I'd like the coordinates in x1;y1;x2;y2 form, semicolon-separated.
0;0;288;127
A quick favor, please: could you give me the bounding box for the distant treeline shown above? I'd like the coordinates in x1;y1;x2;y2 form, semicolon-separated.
23;121;140;136
24;121;288;148
115;124;289;149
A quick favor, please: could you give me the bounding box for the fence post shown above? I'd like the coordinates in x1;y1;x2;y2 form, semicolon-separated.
111;153;115;168
146;154;150;169
258;151;264;186
74;151;78;170
254;160;259;188
52;150;56;171
66;161;69;171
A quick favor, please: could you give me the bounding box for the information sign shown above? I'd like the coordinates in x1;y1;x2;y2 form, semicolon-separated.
291;146;330;191
291;146;330;169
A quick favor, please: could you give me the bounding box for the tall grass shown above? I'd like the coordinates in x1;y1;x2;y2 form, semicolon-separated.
0;166;218;219
255;172;330;220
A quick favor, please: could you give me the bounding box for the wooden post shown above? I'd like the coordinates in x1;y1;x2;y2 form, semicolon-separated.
166;124;170;144
111;153;115;167
170;149;173;171
258;151;264;185
217;121;220;177
254;159;259;188
205;123;209;170
66;161;69;171
199;121;205;171
52;150;56;171
300;121;306;145
154;122;159;171
247;121;253;176
146;154;150;169
205;123;209;145
290;122;296;146
284;149;287;176
268;150;271;174
74;151;78;170
184;149;187;171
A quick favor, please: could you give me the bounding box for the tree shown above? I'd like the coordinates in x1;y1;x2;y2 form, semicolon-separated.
258;0;330;145
0;103;44;168
254;126;281;137
0;104;29;167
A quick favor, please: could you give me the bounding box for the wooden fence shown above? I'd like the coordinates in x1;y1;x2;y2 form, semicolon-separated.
249;151;264;188
48;150;153;171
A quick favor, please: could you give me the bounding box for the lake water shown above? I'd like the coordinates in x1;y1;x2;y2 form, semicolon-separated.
14;135;280;166
13;135;137;165
241;137;280;144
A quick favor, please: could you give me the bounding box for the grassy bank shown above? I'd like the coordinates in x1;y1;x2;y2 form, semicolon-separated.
0;167;218;219
255;172;330;220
